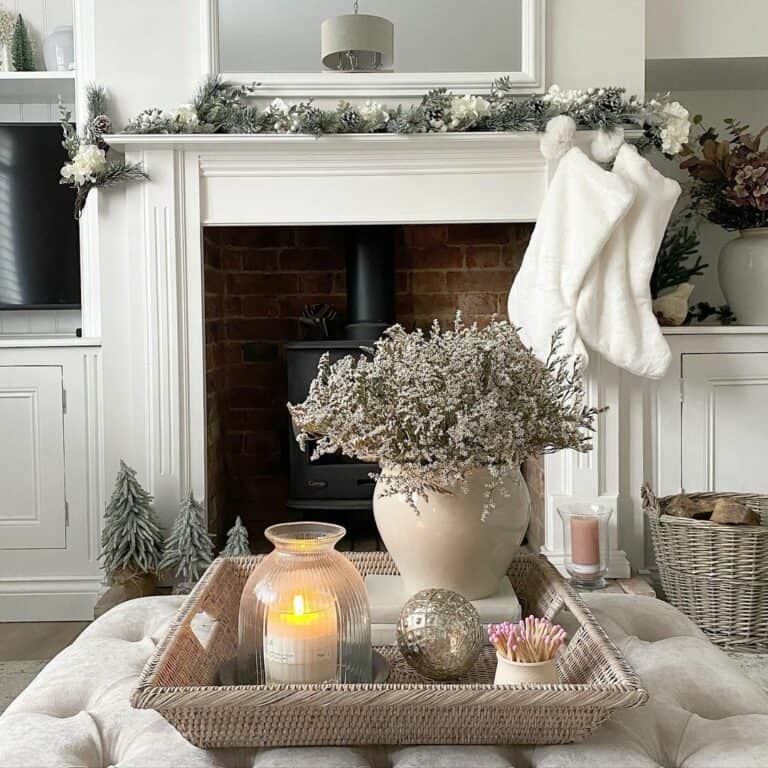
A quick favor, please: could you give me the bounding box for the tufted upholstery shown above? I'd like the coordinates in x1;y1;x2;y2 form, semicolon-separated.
1;593;767;768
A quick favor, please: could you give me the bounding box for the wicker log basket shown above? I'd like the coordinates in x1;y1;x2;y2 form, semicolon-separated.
132;552;647;748
642;484;768;652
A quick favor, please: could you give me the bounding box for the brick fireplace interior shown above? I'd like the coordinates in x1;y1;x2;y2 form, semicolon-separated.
203;222;545;550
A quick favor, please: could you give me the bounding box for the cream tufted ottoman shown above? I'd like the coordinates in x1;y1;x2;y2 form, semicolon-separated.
1;593;767;768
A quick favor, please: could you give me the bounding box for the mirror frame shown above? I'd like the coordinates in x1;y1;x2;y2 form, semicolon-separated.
202;0;546;97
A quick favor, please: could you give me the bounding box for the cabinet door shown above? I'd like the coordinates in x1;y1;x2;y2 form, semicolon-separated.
682;353;768;493
0;366;66;549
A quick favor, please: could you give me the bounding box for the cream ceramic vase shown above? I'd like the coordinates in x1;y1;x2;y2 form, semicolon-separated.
373;466;531;600
493;654;559;685
719;228;768;324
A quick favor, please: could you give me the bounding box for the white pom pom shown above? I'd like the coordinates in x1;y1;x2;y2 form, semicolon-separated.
539;115;577;160
591;127;625;163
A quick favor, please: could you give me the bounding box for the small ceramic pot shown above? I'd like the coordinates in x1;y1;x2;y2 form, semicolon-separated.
493;653;559;685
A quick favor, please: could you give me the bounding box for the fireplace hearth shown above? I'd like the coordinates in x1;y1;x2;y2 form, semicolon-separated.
203;221;533;547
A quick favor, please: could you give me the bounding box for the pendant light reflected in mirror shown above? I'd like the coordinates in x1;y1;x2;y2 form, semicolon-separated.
321;0;394;72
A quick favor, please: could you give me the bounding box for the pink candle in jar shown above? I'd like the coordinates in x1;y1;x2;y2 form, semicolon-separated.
570;516;600;574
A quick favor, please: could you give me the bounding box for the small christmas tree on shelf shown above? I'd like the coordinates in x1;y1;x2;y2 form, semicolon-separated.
99;460;163;588
160;491;214;593
222;516;251;556
11;14;35;71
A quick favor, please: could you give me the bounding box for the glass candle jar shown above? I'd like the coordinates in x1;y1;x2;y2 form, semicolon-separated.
238;522;371;684
557;504;612;589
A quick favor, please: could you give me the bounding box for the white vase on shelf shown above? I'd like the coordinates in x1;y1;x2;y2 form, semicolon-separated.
719;228;768;325
0;43;11;72
373;465;531;600
43;26;74;72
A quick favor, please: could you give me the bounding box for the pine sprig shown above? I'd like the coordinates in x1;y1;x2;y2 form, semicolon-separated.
651;218;707;299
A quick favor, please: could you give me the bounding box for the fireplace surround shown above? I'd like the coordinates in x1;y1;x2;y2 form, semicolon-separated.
106;131;631;576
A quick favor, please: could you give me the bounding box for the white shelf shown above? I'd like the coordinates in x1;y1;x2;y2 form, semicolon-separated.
0;70;75;104
0;335;100;349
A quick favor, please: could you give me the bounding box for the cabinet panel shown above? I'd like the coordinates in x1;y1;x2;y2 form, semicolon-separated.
0;366;66;548
682;353;768;493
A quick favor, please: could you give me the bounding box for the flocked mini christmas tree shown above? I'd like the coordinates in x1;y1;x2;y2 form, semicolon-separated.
100;460;164;585
160;491;214;593
221;516;251;557
11;14;34;71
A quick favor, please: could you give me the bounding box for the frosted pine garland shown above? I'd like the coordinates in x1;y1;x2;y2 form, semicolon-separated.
99;460;164;583
160;492;214;587
289;315;601;517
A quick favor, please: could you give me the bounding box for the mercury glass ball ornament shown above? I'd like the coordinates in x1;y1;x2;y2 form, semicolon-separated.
396;588;483;680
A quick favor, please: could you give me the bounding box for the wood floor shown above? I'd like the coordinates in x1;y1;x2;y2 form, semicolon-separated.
0;621;89;661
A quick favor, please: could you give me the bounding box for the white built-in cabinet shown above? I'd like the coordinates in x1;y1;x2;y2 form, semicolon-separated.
0;341;103;621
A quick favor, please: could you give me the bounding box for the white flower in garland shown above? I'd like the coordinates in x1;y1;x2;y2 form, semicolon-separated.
449;94;490;129
539;115;577;160
659;101;691;155
172;103;199;129
60;143;107;186
358;100;389;126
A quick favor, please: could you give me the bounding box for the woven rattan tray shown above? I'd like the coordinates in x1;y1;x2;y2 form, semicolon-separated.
132;553;647;748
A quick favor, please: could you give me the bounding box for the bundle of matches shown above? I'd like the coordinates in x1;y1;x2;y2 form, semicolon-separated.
488;616;567;663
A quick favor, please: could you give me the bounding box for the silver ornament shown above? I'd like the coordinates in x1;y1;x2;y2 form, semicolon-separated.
396;588;483;681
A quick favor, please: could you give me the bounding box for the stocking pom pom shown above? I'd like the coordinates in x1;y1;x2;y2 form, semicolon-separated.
591;126;625;163
539;115;577;160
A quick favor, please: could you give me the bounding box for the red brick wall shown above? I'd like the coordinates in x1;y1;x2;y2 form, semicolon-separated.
203;223;536;544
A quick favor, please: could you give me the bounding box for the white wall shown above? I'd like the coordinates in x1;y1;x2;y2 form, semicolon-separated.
651;88;768;307
547;0;644;96
647;0;768;60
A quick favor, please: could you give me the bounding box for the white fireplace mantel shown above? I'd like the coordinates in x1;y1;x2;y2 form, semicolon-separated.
103;130;630;577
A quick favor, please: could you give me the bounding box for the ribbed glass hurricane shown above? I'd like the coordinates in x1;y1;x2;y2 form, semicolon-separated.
238;522;371;684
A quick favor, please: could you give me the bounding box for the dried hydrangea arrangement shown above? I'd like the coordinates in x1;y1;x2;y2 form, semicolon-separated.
289;315;601;516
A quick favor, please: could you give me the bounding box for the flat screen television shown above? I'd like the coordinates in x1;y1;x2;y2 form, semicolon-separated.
0;123;80;309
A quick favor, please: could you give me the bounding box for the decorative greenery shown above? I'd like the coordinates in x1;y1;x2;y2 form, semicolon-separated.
99;461;164;585
159;492;214;590
289;315;601;517
0;10;16;48
122;77;685;148
59;84;147;219
221;516;251;556
680;117;768;231
651;216;707;299
11;14;34;71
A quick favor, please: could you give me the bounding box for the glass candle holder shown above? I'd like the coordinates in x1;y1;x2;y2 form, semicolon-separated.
557;504;613;590
238;522;371;684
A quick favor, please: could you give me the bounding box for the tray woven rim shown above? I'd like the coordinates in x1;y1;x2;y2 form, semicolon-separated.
132;552;647;710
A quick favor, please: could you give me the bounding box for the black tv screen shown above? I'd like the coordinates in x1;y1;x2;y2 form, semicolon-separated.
0;123;80;309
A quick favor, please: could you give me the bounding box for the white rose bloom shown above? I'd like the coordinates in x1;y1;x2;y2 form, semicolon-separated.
172;104;199;128
270;98;289;115
60;143;107;186
359;101;388;124
450;95;490;127
659;101;691;155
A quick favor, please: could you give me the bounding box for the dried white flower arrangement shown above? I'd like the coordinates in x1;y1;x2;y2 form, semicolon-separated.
288;315;601;515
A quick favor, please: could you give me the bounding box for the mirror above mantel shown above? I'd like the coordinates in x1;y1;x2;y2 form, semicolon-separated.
203;0;545;97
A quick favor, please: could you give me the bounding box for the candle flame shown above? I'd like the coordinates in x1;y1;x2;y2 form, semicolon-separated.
293;594;305;616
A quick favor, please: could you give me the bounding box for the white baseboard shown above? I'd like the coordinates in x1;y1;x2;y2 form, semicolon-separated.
0;577;103;621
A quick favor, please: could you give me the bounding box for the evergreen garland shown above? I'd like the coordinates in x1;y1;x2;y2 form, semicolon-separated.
122;75;683;146
221;516;251;557
11;14;34;71
99;461;164;584
159;492;214;589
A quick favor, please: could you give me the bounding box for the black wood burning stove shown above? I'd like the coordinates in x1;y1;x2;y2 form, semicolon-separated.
285;226;395;513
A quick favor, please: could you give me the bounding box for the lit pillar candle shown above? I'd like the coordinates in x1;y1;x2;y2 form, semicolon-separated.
265;592;338;683
570;516;601;576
